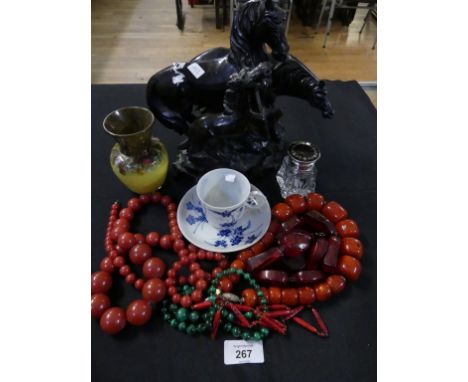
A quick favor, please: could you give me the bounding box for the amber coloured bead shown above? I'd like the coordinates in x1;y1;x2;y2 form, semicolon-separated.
261;232;275;248
268;219;281;235
338;255;362;282
242;288;258;307
285;194;308;214
336;219;360;238
281;288;299;306
339;237;364;260
321;201;348;224
314;283;332;301
260;287;270;304
126;300;152;326
326;275;347;294
251;241;265;255
238;250;254;262
297;287;315;305
272;203;293;222
100;307;126;335
306;193;325;211
230;259;245;271
268;287;282;304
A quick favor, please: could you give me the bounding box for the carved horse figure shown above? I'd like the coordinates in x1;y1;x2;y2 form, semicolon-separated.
146;0;334;139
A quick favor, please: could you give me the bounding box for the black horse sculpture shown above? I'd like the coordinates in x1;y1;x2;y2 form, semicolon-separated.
147;0;333;177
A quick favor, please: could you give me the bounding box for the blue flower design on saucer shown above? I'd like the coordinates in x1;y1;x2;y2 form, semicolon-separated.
185;200;208;233
210;220;253;247
177;185;271;253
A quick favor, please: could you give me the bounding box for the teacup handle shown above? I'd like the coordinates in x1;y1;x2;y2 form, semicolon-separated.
246;190;267;209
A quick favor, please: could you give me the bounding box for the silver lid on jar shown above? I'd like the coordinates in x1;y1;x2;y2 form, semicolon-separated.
287;141;321;171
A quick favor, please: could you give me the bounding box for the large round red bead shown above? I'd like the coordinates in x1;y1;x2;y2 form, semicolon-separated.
142;278;166;303
100;307;126;335
145;231;160;247
126;300;152;326
91;293;111;319
129;243;153;265
91;271;112;294
100;257;114;273
117;232;136;251
143;257;166;279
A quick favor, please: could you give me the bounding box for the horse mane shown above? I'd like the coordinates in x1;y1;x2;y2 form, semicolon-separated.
229;0;269;70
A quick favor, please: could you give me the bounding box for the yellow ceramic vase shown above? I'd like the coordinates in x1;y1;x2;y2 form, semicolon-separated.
103;106;169;194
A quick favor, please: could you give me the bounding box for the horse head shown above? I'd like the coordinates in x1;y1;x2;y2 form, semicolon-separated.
230;0;290;68
260;0;290;61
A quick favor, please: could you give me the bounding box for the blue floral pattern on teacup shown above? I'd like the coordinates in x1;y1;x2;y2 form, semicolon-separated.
180;186;270;252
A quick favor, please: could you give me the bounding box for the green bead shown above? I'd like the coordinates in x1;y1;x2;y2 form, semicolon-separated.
224;322;233;332
202;312;210;320
198;323;207;332
244;274;252;281
227;313;235;322
208;307;216;315
178;322;187;331
221;309;229;318
208;296;216;303
253;331;262;341
260;298;267;305
208;286;216;293
244;311;254;319
169;319;178;328
176;308;188;322
232;327;241;337
189;311;200;322
257;290;264;297
260;328;269;336
163;313;171;321
187;324;195;335
169;304;178;312
242;331;251;340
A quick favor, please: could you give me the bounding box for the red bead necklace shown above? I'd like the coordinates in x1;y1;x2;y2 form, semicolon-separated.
92;192;232;335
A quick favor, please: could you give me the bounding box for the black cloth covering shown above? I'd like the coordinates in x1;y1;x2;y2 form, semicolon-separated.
91;82;376;382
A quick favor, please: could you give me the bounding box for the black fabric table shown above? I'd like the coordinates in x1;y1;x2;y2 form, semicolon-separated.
92;81;376;382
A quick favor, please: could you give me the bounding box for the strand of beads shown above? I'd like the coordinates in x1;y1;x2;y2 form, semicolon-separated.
165;249;229;308
229;193;363;308
92;192;186;334
92;193;234;335
205;268;270;341
161;298;210;335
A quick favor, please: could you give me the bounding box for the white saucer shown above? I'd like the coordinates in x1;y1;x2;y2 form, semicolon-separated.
177;185;271;253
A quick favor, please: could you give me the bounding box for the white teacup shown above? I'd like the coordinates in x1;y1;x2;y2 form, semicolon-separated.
196;168;267;230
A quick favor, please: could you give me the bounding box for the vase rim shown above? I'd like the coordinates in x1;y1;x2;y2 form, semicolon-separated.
103;106;155;138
